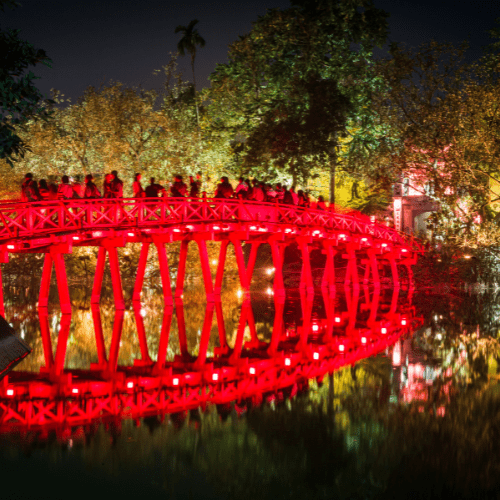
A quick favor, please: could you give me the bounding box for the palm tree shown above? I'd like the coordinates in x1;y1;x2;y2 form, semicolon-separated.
174;19;205;127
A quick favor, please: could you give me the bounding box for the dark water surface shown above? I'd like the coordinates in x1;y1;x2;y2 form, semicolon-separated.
2;278;500;500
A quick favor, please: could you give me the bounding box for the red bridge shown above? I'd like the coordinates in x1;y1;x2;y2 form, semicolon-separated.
0;198;421;314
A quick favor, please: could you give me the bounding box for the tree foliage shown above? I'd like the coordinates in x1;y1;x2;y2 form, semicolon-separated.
205;0;389;197
0;0;55;167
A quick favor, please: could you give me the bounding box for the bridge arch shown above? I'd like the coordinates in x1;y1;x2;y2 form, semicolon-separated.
0;198;421;312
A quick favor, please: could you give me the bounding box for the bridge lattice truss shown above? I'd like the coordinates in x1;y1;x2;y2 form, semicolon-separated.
0;198;421;314
0;286;422;434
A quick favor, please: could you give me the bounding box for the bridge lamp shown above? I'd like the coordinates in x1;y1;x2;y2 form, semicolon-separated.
72;236;80;241
361;336;367;344
186;225;194;231
259;226;268;232
6;245;15;250
71;387;79;395
401;319;407;326
312;230;321;237
381;243;388;249
381;327;387;334
338;344;345;352
127;232;135;237
401;248;408;253
334;316;341;323
173;228;182;233
312;323;319;332
249;367;256;375
338;234;348;241
127;381;134;389
6;388;14;397
284;357;291;366
250;225;258;231
212;373;219;382
212;225;221;231
172;377;180;386
313;352;319;360
360;237;368;244
284;228;293;234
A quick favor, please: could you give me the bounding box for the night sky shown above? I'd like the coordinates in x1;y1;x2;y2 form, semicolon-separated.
3;0;500;106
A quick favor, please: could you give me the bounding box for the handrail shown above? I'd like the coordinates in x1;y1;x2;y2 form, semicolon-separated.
0;197;422;250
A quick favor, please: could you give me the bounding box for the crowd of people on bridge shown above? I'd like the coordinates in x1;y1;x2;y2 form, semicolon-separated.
21;171;329;209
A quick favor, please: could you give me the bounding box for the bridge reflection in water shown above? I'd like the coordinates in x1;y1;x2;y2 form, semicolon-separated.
0;285;422;438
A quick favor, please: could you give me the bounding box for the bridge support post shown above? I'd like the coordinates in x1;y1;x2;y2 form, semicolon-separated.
154;240;173;307
298;240;315;296
268;297;285;356
53;313;72;376
196;239;214;302
175;299;190;360
387;253;400;288
133;303;152;365
133;242;150;302
39;245;72;314
270;240;285;297
343;245;359;290
91;242;125;310
155;306;173;371
107;311;124;371
38;309;54;371
175;240;189;298
321;242;336;295
363;249;380;288
231;238;250;293
194;303;215;369
214;240;229;296
91;305;107;369
0;248;8;318
246;242;260;285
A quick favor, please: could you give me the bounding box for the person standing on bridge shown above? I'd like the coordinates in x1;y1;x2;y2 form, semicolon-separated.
170;175;187;197
57;176;77;199
84;174;101;198
21;173;40;202
234;177;248;198
110;170;123;198
132;173;145;198
189;174;201;198
103;174;114;198
145;177;164;197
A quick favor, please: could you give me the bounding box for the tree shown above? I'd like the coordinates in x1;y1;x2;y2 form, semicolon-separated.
174;19;206;128
206;0;389;202
0;0;55;167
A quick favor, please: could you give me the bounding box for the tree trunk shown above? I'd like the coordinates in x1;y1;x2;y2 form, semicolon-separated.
329;149;337;206
191;56;200;128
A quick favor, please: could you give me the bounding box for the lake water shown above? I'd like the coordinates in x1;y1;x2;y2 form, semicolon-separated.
1;275;499;500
